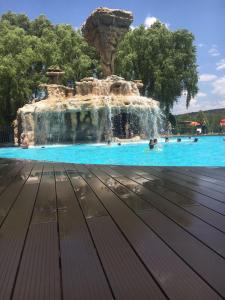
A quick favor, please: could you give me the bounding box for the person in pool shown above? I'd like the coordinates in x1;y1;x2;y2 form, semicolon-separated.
165;137;169;142
20;133;29;149
149;138;158;150
149;139;154;149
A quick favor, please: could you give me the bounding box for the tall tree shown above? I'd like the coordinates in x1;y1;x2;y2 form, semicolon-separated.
115;22;198;114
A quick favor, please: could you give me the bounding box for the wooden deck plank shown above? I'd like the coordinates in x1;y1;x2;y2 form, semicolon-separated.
112;166;225;233
156;167;225;195
118;167;225;215
75;164;221;300
88;165;225;298
12;163;61;300
0;162;34;226
0;163;43;300
121;166;225;216
54;164;113;300
185;167;225;180
65;165;166;300
165;167;225;187
147;167;225;202
0;160;24;193
102;166;225;259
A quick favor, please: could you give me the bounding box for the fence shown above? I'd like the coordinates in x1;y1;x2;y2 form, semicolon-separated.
0;125;14;144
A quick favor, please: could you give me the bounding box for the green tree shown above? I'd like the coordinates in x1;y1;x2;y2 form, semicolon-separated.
115;22;198;114
0;12;100;124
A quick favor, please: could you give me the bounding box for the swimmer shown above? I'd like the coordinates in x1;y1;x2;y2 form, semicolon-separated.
165;137;169;142
118;142;121;146
194;138;198;142
177;138;181;142
153;138;158;144
149;139;155;150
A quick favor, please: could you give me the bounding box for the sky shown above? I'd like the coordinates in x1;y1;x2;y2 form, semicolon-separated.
0;0;225;115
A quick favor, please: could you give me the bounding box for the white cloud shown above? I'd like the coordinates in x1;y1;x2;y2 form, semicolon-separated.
172;96;200;114
144;16;157;27
208;45;220;57
212;76;225;97
172;92;209;114
130;25;136;30
197;92;207;97
198;43;204;48
216;59;225;70
218;100;225;106
172;97;217;114
199;74;218;82
144;15;170;29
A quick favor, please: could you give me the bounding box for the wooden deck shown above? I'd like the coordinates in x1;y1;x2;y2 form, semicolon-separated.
0;158;225;300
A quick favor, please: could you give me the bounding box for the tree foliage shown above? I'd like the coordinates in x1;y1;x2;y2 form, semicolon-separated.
0;12;100;124
115;22;198;114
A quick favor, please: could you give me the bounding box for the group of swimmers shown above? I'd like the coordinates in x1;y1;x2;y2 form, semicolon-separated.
149;136;198;150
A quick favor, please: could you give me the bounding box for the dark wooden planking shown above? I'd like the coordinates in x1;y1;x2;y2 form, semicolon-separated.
0;162;34;226
66;165;166;300
165;167;225;187
0;163;43;300
0;160;22;177
88;165;225;298
101;166;225;259
89;216;166;300
55;164;112;300
12;163;61;300
131;166;225;216
149;167;225;202
31;163;57;224
193;167;225;180
0;161;24;195
112;166;225;233
157;167;225;195
65;167;107;219
75;164;221;300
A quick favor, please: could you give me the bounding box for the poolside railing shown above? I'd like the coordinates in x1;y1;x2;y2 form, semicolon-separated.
0;125;14;145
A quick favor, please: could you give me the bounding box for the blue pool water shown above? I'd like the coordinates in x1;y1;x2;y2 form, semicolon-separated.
0;136;225;166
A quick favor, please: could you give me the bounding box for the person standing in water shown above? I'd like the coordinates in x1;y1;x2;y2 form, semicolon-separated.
149;139;154;150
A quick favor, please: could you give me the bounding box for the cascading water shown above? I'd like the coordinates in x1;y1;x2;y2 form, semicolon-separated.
17;76;164;145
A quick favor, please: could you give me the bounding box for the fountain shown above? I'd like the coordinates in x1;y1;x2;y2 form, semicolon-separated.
15;7;163;145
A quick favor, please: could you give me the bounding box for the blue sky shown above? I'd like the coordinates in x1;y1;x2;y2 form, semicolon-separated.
0;0;225;114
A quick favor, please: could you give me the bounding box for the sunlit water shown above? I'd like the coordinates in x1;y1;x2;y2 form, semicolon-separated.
0;136;225;166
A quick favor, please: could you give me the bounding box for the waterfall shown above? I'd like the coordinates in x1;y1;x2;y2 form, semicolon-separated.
18;76;164;145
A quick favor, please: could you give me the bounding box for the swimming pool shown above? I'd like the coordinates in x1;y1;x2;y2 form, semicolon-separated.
0;136;225;166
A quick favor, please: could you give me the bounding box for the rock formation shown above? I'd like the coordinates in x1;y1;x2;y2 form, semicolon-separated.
16;76;160;145
82;7;133;77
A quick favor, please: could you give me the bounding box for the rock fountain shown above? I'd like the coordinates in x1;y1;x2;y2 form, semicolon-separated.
15;7;162;145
